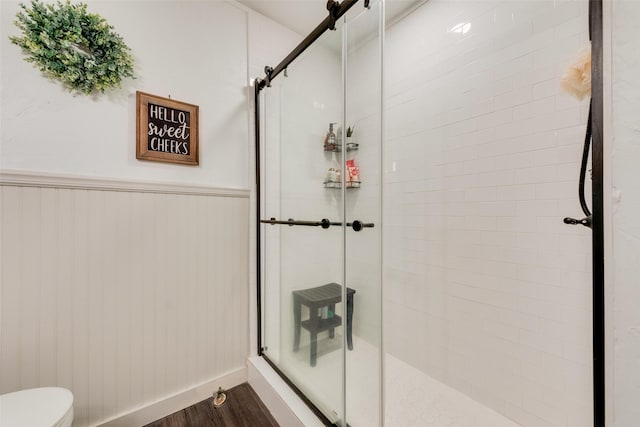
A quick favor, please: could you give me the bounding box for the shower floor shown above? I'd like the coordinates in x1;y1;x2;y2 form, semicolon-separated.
277;336;520;427
385;354;520;427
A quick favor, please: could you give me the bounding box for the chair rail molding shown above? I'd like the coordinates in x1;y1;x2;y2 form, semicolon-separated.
0;170;250;198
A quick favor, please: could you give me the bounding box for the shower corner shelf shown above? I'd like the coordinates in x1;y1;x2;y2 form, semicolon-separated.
324;180;361;189
323;142;359;152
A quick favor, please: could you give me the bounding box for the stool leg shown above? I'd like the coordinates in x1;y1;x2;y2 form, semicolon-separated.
310;331;318;367
293;296;301;352
347;294;354;351
328;304;336;339
310;307;319;366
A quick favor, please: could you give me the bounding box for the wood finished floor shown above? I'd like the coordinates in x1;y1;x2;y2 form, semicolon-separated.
144;383;279;427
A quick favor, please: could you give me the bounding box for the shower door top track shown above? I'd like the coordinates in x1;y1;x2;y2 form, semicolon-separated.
254;0;360;91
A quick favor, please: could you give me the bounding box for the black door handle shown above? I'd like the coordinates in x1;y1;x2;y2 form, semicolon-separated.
261;218;374;231
348;220;374;232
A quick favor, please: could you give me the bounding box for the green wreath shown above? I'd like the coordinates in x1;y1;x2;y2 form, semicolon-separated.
10;0;134;94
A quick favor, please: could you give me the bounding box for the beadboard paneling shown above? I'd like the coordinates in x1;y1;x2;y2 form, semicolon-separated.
0;179;250;427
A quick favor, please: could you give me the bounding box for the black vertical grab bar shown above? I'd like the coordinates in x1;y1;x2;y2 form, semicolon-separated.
589;0;605;424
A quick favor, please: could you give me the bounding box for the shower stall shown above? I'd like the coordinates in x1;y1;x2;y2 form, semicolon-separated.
254;0;602;426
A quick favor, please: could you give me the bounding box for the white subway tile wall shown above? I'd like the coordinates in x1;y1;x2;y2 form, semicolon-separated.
384;1;592;426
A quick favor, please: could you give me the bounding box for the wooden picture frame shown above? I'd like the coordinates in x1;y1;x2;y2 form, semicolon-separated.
136;91;199;166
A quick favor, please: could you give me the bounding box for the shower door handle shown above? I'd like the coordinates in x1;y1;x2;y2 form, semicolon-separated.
347;220;374;232
261;217;374;231
261;218;333;228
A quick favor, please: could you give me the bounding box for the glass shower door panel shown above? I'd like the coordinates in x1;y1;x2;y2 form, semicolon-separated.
261;26;346;424
382;1;593;426
262;79;282;365
343;2;383;426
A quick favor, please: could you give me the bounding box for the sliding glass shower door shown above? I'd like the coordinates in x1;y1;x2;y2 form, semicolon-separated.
261;18;347;425
259;2;383;425
343;2;383;426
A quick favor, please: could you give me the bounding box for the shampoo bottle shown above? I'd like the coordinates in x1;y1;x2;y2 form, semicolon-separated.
325;123;337;151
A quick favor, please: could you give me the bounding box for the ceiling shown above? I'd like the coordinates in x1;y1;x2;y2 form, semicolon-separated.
237;0;424;37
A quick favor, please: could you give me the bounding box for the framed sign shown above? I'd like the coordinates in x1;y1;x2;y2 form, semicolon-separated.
136;91;199;166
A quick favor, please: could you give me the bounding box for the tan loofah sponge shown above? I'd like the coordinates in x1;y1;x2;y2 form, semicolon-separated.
560;47;592;100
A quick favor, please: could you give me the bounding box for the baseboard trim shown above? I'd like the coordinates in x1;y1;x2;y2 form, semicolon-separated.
0;170;250;198
94;367;247;427
248;356;324;427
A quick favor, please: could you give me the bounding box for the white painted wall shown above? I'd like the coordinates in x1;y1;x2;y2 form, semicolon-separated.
383;1;592;426
609;1;640;426
1;0;250;189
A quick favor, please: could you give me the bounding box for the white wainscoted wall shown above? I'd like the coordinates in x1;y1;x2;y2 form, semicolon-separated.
0;173;249;426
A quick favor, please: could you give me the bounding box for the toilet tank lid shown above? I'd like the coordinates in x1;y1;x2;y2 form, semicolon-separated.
0;387;73;427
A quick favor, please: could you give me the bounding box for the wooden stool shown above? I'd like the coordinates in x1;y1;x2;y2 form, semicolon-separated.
292;283;356;367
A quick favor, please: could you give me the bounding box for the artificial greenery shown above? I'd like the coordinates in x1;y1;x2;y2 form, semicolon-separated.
10;0;134;94
346;126;355;138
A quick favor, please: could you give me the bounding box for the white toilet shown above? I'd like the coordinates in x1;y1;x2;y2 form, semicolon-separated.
0;387;73;427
